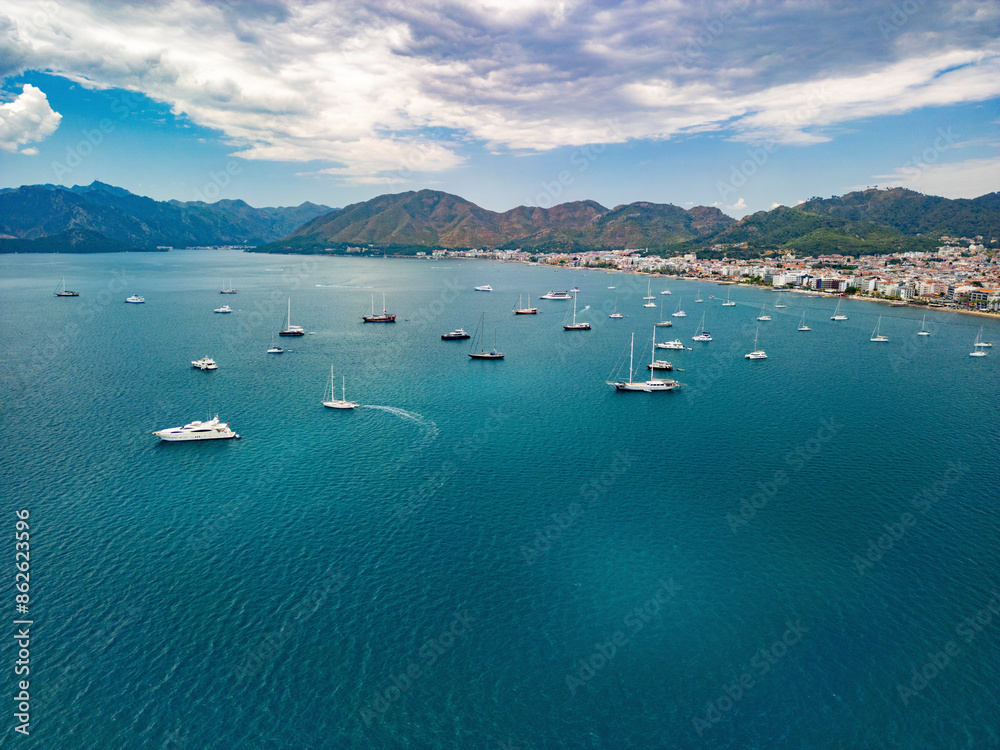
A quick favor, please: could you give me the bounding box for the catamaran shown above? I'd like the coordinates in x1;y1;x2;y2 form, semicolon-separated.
609;297;623;318
970;326;988;356
756;303;771;321
917;315;930;336
870;315;889;342
691;313;712;341
643;279;655;301
831;299;848;321
745;327;767;359
671;298;686;317
798;312;811;331
722;289;735;306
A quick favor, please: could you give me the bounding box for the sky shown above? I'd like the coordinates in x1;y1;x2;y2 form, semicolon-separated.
0;0;998;218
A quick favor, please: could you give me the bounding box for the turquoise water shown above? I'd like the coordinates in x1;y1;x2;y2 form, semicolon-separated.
2;250;999;749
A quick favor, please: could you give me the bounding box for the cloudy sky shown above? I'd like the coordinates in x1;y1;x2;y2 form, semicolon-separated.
0;0;998;216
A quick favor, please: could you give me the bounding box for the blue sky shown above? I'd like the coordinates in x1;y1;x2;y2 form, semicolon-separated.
0;0;998;217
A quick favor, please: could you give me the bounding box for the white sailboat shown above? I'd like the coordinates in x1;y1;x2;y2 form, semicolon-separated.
469;313;504;359
695;289;704;303
830;299;848;320
54;277;79;297
745;326;767;359
691;313;712;341
643;279;655;301
797;312;811;331
563;291;591;330
671;298;686;317
322;367;357;409
609;297;623;318
774;296;786;308
974;325;992;347
917;314;930;336
660;287;672;295
513;294;538;314
870;315;889;342
267;332;283;354
756;303;771;321
970;326;988;356
608;332;679;392
722;289;736;306
279;298;305;336
655;297;672;326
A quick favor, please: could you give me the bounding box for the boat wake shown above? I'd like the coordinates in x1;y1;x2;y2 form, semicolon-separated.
362;405;439;445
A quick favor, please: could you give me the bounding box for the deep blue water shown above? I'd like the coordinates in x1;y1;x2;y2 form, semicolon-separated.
2;250;999;749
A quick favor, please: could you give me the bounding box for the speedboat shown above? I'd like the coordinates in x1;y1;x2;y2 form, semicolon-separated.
214;305;233;313
540;291;572;300
441;328;472;340
153;416;239;441
125;294;145;303
474;285;493;292
192;357;218;370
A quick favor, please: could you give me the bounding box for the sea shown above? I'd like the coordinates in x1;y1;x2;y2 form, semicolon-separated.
2;249;999;749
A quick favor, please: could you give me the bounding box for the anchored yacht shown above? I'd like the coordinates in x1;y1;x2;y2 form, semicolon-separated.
153;416;239;441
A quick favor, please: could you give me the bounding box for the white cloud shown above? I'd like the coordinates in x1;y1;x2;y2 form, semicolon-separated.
869;156;1000;199
0;0;998;181
770;203;783;209
726;197;748;216
0;83;60;153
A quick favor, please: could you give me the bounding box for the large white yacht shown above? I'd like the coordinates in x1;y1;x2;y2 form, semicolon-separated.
214;305;233;314
540;291;572;300
125;294;145;303
153;416;239;441
191;357;218;370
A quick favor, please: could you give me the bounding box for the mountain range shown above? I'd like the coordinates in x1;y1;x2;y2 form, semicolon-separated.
1;181;996;257
0;182;331;252
260;187;999;258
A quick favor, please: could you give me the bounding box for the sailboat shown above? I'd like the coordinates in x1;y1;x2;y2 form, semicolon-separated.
655;297;672;326
756;303;771;321
797;312;811;332
830;299;848;320
563;291;591;330
322;368;357;409
671;298;686;317
970;326;988;356
362;293;396;322
54;278;79;297
267;332;283;353
870;316;889;342
643;279;655;301
695;289;704;303
745;326;767;359
917;315;930;336
648;326;674;370
974;324;992;347
220;279;238;294
513;294;538;314
607;332;679;392
609;297;623;318
660;287;672;295
279;298;305;336
722;289;736;306
774;296;786;308
469;313;504;359
691;313;712;341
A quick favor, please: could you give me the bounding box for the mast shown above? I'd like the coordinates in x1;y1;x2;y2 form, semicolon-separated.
629;332;635;383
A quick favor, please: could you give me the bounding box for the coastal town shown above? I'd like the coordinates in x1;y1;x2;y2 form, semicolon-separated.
415;235;999;314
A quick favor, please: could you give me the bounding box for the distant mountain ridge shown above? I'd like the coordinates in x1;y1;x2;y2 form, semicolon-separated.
260;189;737;254
0;181;332;253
